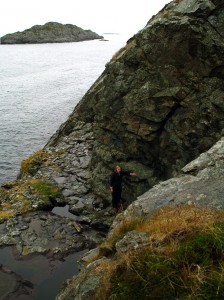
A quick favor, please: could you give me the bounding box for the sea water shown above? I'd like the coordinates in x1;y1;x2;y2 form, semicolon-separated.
0;34;128;186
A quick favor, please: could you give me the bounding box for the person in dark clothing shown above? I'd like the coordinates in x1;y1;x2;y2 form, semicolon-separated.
109;165;136;213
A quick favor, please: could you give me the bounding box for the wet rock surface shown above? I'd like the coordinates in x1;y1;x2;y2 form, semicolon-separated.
0;122;114;300
0;211;105;257
42;121;116;227
0;204;106;299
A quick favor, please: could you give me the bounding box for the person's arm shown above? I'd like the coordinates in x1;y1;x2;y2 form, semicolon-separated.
122;170;137;177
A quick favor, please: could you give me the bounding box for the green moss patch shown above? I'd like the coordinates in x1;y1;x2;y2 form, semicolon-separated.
20;150;51;176
0;178;61;222
31;179;60;208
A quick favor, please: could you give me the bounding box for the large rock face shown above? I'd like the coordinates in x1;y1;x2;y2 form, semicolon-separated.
47;0;224;204
0;22;103;44
121;137;224;222
56;137;224;300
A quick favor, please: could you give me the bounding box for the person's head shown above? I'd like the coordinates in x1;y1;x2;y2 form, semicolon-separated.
115;165;121;173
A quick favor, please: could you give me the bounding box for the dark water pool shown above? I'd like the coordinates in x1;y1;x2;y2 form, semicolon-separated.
52;205;77;220
0;246;85;299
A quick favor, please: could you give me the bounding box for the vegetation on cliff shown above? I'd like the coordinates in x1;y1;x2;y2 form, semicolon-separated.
80;206;224;299
0;178;60;222
0;149;64;223
0;22;103;44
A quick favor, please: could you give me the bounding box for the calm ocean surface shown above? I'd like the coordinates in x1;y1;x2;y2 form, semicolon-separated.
0;34;128;186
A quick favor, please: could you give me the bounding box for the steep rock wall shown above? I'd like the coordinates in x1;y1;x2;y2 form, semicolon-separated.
47;0;224;204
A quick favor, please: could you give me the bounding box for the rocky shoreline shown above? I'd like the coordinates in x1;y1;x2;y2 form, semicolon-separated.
1;0;224;298
0;121;111;299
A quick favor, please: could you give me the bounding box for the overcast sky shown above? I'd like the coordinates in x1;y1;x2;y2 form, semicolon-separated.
1;0;171;36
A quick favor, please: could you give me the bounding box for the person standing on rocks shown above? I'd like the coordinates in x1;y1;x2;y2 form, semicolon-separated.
109;166;136;213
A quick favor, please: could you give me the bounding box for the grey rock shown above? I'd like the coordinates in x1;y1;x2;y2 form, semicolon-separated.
62;189;75;197
0;211;99;258
67;196;84;205
56;258;108;300
182;137;224;173
78;171;91;180
173;0;215;16
121;138;224;222
73;184;89;195
115;231;150;253
22;245;47;255
56;274;102;300
53;177;67;185
70;202;85;215
10;230;21;237
80;248;100;264
77;216;92;224
0;235;17;246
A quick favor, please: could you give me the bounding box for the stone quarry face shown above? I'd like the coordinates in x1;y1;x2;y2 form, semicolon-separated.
47;0;224;204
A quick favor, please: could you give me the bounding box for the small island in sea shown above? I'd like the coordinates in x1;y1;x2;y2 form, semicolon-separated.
0;22;103;44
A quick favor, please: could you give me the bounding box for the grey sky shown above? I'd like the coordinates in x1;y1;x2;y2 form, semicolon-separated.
1;0;171;36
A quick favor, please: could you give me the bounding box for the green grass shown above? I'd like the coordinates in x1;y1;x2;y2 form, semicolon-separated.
108;224;224;299
32;179;59;204
94;206;224;300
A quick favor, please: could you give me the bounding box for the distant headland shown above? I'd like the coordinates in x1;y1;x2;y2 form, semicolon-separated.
0;22;103;44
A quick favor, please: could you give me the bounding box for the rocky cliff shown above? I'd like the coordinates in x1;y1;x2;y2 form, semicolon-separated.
1;0;224;255
56;138;224;299
47;0;224;206
3;0;222;228
0;22;103;44
1;0;224;298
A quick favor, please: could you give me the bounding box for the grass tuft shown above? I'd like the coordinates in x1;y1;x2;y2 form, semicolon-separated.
93;205;224;299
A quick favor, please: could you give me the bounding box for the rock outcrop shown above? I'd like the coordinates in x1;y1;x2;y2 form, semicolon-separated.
1;0;224;253
115;136;224;226
0;22;103;44
56;137;224;299
46;0;224;206
57;138;224;300
1;0;224;298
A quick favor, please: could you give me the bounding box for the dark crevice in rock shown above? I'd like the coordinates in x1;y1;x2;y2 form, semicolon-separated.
156;101;181;139
209;65;224;78
208;19;224;38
